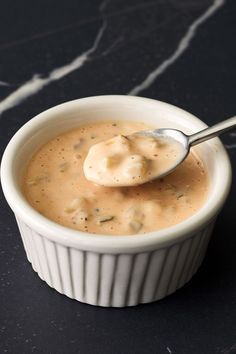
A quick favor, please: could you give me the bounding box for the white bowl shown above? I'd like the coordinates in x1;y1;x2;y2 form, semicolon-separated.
0;96;232;307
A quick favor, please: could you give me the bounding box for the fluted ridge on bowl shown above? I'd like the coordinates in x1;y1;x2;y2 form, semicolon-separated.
16;217;214;307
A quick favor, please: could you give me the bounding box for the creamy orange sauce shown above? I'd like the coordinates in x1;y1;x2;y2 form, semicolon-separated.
23;121;208;235
84;134;183;186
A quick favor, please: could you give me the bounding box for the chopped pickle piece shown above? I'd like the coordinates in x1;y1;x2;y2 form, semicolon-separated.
142;200;162;214
101;155;120;169
97;215;114;224
176;191;184;199
129;220;142;232
125;207;145;226
26;174;49;186
26;178;39;186
123;155;149;179
104;135;130;153
72;210;89;224
64;197;87;213
59;162;69;172
73;138;84;150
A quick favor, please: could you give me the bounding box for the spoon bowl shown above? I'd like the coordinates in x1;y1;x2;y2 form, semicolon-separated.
133;116;236;182
133;128;190;180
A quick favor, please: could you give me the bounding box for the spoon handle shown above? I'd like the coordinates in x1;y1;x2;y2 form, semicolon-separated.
188;116;236;147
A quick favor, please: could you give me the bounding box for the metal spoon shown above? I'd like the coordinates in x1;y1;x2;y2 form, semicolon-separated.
134;116;236;180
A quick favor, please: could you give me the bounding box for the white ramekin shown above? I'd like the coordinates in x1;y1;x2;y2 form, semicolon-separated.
0;96;232;307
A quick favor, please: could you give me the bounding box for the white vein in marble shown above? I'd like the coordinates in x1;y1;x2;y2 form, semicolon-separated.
128;0;225;95
0;0;108;116
225;143;236;150
226;131;236;148
0;81;10;86
220;343;236;353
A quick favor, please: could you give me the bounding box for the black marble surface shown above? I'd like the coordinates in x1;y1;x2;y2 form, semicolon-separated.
0;1;236;353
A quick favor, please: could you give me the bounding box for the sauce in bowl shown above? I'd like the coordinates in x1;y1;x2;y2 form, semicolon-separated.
23;121;208;235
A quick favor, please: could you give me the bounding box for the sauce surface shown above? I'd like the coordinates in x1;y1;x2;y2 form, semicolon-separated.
23;121;208;235
84;133;183;186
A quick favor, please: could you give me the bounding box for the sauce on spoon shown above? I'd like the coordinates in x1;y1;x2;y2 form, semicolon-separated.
83;134;184;187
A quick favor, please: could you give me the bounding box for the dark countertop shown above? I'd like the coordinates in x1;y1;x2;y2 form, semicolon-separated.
0;1;236;353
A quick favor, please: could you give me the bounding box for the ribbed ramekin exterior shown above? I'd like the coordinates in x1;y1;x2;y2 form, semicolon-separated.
16;217;214;307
